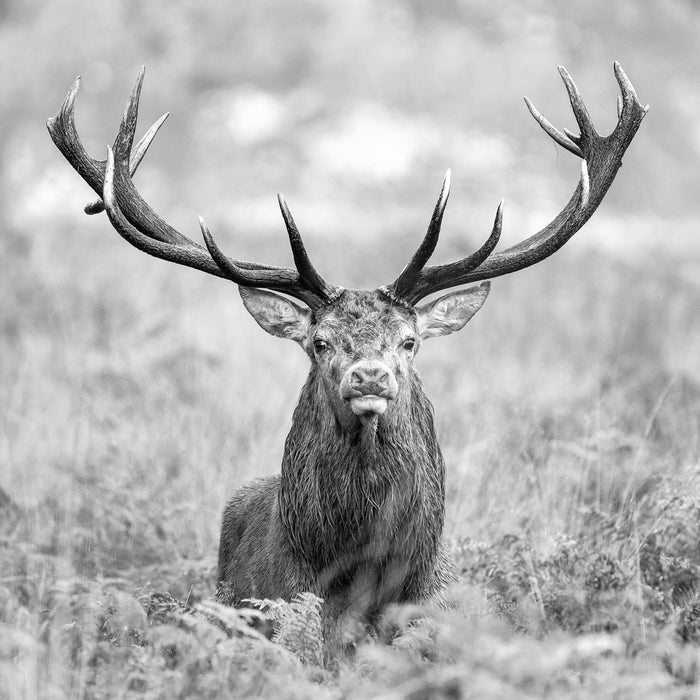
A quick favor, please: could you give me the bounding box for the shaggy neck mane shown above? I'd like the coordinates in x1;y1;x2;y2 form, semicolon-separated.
279;366;446;597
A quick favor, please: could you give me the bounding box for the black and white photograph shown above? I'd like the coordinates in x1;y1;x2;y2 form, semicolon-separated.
1;2;699;697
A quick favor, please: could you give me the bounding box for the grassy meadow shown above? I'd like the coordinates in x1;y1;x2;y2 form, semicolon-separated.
2;219;699;698
1;1;700;698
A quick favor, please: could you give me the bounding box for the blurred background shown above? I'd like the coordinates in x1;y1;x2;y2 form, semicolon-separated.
6;1;700;270
1;0;699;567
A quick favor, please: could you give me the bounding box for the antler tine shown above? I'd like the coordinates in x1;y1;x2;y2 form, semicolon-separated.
104;68;197;247
47;76;105;193
199;216;328;307
382;62;647;304
277;194;343;302
557;66;597;142
114;66;145;160
524;96;582;157
397;199;504;304
85;112;169;215
613;61;650;120
390;169;451;299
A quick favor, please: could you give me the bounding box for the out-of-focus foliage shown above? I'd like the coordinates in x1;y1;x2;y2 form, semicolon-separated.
3;476;700;697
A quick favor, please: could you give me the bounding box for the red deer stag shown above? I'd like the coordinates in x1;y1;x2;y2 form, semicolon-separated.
48;64;647;621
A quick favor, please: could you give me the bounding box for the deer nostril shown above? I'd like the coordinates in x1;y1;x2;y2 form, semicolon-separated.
342;361;398;402
351;368;388;387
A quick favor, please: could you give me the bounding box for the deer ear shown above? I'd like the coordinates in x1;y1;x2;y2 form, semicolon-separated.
239;287;310;345
415;282;490;339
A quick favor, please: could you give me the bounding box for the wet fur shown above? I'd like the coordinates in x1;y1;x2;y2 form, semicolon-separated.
218;291;462;620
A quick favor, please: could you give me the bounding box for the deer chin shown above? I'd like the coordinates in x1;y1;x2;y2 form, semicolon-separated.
349;395;388;422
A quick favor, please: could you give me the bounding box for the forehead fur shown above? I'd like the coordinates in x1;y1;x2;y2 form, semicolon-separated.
312;290;415;340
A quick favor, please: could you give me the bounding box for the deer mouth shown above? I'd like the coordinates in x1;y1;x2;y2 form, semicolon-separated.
349;395;388;418
340;360;398;424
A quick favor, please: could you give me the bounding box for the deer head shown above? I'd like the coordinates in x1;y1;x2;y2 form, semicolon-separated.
237;281;490;432
47;64;647;435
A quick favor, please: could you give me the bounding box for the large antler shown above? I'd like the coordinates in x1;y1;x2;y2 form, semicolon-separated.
382;62;648;306
47;68;342;308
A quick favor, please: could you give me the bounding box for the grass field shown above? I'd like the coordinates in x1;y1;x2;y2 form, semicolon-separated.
1;209;699;697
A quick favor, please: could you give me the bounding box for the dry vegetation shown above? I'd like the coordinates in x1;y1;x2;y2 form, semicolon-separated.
2;232;699;697
2;1;700;698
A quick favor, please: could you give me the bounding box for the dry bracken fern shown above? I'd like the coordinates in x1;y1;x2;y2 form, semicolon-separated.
246;592;325;666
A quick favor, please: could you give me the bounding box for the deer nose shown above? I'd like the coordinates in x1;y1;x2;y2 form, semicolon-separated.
340;360;398;401
350;366;389;390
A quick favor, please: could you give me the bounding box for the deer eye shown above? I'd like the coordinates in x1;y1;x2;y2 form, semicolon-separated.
402;338;416;352
313;339;329;354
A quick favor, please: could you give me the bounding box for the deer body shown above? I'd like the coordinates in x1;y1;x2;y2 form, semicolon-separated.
47;63;647;619
219;291;458;615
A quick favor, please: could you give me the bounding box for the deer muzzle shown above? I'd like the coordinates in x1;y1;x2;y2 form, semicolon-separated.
339;360;399;418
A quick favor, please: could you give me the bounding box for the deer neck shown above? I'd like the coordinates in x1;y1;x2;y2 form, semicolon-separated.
278;368;446;573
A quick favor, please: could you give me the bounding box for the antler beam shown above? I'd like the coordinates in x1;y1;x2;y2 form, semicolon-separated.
47;68;341;308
